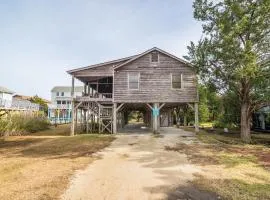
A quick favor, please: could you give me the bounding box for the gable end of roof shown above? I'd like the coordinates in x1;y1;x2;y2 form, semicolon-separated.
113;47;193;70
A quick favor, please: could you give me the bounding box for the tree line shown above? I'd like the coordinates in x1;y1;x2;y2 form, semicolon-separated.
185;0;270;143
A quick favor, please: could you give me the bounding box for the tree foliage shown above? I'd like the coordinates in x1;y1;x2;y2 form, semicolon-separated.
30;95;48;115
198;84;222;122
186;0;270;142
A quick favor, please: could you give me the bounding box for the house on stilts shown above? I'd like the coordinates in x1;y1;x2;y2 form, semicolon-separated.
67;47;199;135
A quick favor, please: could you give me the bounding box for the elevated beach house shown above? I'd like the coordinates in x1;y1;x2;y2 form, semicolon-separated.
48;86;84;124
67;47;199;135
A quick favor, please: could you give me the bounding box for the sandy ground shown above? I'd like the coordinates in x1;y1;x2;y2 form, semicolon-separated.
62;125;218;200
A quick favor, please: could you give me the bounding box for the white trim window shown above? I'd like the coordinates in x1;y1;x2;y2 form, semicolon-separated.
171;73;183;89
128;73;140;90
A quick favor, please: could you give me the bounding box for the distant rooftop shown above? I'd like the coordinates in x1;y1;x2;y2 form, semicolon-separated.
13;94;51;104
0;86;14;94
51;86;84;92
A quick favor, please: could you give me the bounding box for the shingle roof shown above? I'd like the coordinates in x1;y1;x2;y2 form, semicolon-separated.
67;55;137;74
114;47;192;70
51;86;84;92
66;47;192;74
0;86;14;94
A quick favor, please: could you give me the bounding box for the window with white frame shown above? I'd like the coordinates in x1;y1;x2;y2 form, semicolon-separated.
61;92;64;96
128;73;140;90
56;92;59;96
151;51;159;63
171;73;183;89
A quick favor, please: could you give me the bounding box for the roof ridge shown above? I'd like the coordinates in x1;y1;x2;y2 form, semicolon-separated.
0;86;15;94
114;47;192;70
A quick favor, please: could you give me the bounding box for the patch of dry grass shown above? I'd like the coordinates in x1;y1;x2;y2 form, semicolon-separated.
167;128;270;199
29;124;71;136
0;126;114;200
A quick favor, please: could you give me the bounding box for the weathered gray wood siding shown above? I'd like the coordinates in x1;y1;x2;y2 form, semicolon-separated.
113;52;197;103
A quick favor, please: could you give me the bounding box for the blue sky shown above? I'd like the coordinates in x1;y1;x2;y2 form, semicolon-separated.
0;0;202;99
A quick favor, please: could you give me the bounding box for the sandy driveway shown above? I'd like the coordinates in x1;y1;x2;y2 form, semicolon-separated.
62;126;217;200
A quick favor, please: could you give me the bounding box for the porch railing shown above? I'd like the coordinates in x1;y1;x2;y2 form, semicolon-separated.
78;93;113;101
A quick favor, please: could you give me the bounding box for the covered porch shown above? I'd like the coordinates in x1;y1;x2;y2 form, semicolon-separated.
70;75;114;136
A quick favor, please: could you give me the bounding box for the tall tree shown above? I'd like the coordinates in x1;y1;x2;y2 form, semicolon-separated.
186;0;270;142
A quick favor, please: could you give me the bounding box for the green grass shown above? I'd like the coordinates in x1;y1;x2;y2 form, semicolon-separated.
179;126;270;199
194;178;270;200
183;127;270;146
217;153;258;168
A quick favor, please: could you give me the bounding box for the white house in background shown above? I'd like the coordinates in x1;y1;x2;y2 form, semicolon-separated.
48;86;84;124
0;86;39;111
0;86;14;108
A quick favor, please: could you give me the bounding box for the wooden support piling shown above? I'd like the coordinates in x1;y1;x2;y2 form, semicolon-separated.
113;103;117;134
194;102;199;133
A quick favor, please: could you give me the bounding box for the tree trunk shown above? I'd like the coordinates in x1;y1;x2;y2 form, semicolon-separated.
240;102;251;143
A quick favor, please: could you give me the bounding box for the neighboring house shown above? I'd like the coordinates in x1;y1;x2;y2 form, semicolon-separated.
13;94;32;101
253;104;270;131
48;86;84;124
13;94;49;111
0;87;39;111
67;47;199;134
0;86;14;108
13;94;50;104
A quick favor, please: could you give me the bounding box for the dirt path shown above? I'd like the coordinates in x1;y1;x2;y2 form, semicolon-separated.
62;127;218;200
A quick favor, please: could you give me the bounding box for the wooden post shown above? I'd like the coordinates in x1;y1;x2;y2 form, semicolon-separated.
86;109;89;134
150;110;153;129
98;104;101;133
83;109;86;132
70;75;75;136
84;83;87;95
71;101;75;136
75;107;78;133
153;103;159;134
92;113;95;132
195;102;199;133
113;103;117;134
87;82;90;96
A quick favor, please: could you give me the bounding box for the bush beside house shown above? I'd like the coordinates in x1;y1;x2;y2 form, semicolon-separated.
0;113;50;136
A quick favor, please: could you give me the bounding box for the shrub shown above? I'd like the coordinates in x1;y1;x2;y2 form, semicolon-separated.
0;113;50;136
24;116;50;133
